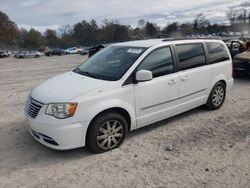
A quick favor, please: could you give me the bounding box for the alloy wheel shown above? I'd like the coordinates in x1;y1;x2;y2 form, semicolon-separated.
212;86;224;106
96;120;123;150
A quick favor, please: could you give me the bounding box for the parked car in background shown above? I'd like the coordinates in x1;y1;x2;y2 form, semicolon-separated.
233;51;250;76
45;49;65;56
0;51;7;58
0;50;11;58
38;46;49;53
88;44;106;57
5;51;11;57
25;39;233;153
80;47;91;55
226;40;244;57
14;51;42;59
64;47;79;54
77;46;86;54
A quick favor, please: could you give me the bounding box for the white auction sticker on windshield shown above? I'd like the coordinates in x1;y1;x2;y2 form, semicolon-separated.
127;49;143;54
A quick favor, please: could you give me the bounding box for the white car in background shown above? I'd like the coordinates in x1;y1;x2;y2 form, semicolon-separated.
14;51;42;59
64;47;80;54
25;39;233;153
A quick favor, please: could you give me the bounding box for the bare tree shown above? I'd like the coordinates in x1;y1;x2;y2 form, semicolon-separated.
193;13;209;33
226;7;238;25
58;24;72;38
238;2;250;23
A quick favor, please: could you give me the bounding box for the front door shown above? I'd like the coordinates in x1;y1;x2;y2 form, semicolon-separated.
134;46;179;127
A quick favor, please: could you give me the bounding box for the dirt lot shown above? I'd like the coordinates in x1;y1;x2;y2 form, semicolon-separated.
0;55;249;188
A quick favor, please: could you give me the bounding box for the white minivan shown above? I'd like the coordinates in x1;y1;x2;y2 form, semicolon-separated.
25;39;233;153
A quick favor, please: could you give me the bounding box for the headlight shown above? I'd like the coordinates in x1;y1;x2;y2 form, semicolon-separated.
46;103;78;119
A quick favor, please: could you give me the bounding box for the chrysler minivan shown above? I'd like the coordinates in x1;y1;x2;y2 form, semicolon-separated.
25;39;233;153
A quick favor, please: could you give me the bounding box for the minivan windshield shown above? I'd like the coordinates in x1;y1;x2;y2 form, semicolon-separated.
75;46;147;81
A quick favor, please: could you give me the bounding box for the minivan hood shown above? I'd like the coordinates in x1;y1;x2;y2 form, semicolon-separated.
31;71;110;103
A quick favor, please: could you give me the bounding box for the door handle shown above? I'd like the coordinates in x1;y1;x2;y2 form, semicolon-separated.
168;79;178;85
181;76;190;81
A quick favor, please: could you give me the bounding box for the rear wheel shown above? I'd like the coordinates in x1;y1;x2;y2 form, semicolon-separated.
86;112;128;153
35;55;39;58
206;82;226;110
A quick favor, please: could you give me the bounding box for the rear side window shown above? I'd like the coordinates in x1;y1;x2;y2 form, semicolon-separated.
176;43;206;71
137;47;174;78
206;42;230;64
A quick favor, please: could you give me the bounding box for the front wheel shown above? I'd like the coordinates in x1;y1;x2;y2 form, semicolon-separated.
86;112;128;153
206;82;226;110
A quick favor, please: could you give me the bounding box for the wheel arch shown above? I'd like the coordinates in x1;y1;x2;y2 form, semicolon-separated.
206;76;227;102
210;75;227;91
85;107;132;145
87;107;131;131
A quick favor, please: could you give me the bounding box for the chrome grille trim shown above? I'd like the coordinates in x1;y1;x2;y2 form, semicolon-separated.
26;97;43;118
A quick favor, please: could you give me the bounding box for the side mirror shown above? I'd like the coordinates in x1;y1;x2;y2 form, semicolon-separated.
135;70;153;82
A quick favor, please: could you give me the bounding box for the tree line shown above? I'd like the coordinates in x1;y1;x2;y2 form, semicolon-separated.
0;2;250;49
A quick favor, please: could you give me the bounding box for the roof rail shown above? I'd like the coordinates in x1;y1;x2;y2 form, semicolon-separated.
162;37;222;42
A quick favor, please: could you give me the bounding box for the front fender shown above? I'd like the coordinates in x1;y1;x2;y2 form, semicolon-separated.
75;98;136;130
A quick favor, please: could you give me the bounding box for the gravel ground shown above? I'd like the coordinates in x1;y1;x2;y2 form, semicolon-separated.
0;55;249;188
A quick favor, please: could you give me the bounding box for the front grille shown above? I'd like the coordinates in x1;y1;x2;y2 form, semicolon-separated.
26;97;43;118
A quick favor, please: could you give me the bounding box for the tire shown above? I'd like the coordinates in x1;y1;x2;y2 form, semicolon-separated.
86;112;128;153
35;55;39;58
19;56;24;59
206;82;226;110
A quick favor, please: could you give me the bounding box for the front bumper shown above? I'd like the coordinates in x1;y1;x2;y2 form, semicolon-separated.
25;112;90;150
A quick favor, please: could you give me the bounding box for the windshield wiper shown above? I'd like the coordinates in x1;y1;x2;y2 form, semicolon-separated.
73;68;103;80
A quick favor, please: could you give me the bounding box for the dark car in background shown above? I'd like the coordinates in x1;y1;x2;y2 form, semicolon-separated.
45;49;65;56
0;51;7;58
88;44;106;57
226;40;245;57
233;51;250;76
0;51;11;58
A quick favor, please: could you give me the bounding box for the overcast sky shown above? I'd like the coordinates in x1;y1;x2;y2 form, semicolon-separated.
0;0;247;32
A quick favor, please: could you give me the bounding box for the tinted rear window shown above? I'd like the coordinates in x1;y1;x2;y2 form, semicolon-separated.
176;43;206;71
206;42;230;64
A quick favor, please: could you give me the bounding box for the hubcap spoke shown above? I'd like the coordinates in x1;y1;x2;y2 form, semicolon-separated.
113;126;122;133
107;139;112;149
99;127;107;134
100;138;108;147
106;122;111;130
97;134;107;141
113;133;123;138
111;137;118;145
112;120;118;129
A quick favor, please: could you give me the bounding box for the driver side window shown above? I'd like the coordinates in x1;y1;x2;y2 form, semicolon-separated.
137;47;174;78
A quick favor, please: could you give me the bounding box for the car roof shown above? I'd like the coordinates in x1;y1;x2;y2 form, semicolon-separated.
112;38;224;48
